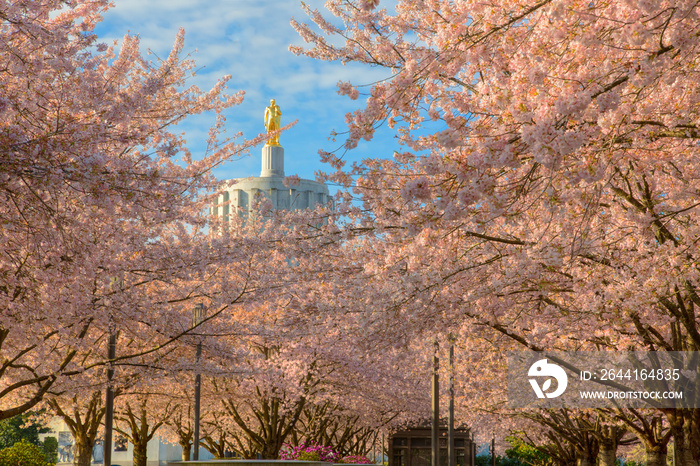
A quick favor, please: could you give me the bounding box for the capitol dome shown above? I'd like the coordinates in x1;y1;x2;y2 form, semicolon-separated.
211;103;330;222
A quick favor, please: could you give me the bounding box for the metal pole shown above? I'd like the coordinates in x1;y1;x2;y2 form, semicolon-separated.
491;436;496;466
104;329;116;466
193;303;205;461
471;433;476;466
193;342;201;461
432;340;439;466
382;433;385;465
372;435;376;465
448;337;455;466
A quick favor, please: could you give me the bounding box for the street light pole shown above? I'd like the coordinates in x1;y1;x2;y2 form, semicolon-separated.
193;303;206;461
471;432;476;466
448;336;455;466
491;435;496;466
104;327;116;466
193;344;201;460
432;340;439;466
104;278;122;466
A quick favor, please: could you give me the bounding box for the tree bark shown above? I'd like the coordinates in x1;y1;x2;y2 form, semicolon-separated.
261;441;281;460
597;447;616;466
73;436;94;466
665;409;700;466
679;413;700;466
646;449;667;466
133;439;148;466
596;425;620;466
181;441;192;462
676;441;700;466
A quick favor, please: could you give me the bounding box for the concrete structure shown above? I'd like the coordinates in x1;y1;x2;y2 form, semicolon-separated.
211;144;330;220
168;461;334;466
389;426;474;466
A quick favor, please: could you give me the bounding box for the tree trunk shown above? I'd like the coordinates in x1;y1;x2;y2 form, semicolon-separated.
676;444;700;466
133;439;148;466
597;425;619;466
576;456;594;466
261;442;279;460
666;409;700;466
680;415;700;466
597;447;616;466
73;435;94;466
646;449;667;466
116;399;167;466
674;437;695;466
181;441;192;462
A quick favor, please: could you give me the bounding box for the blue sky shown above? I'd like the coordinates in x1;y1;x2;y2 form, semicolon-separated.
95;0;400;189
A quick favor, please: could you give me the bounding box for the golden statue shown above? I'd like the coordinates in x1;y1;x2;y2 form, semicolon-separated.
264;99;282;146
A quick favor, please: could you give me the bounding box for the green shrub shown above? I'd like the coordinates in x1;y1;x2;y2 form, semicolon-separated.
0;439;50;466
41;437;58;465
0;414;48;450
504;436;550;466
298;451;322;461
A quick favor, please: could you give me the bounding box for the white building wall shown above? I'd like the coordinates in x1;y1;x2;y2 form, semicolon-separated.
220;178;330;215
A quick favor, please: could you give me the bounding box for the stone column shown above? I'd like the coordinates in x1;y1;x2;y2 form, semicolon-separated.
261;145;284;177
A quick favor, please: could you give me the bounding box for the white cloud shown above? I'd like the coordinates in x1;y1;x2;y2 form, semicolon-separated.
96;0;401;183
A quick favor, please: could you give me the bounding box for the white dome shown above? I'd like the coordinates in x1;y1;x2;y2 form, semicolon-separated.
211;144;330;221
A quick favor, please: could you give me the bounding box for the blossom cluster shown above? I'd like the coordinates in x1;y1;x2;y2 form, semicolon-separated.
279;443;341;463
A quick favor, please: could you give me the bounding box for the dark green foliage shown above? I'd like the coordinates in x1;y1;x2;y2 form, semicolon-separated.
0;414;49;450
298;451;322;461
0;439;50;466
41;438;57;465
503;436;551;466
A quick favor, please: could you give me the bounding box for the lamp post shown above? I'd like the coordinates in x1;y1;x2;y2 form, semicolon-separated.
432;340;439;466
448;335;455;466
471;432;476;466
104;326;117;466
192;303;206;461
104;277;122;466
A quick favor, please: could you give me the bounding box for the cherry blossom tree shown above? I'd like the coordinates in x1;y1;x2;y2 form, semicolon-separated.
199;409;233;459
161;390;196;461
46;392;108;466
0;0;271;419
289;1;700;465
114;393;175;466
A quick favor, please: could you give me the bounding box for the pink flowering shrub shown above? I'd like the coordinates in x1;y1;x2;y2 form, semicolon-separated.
279;443;341;463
